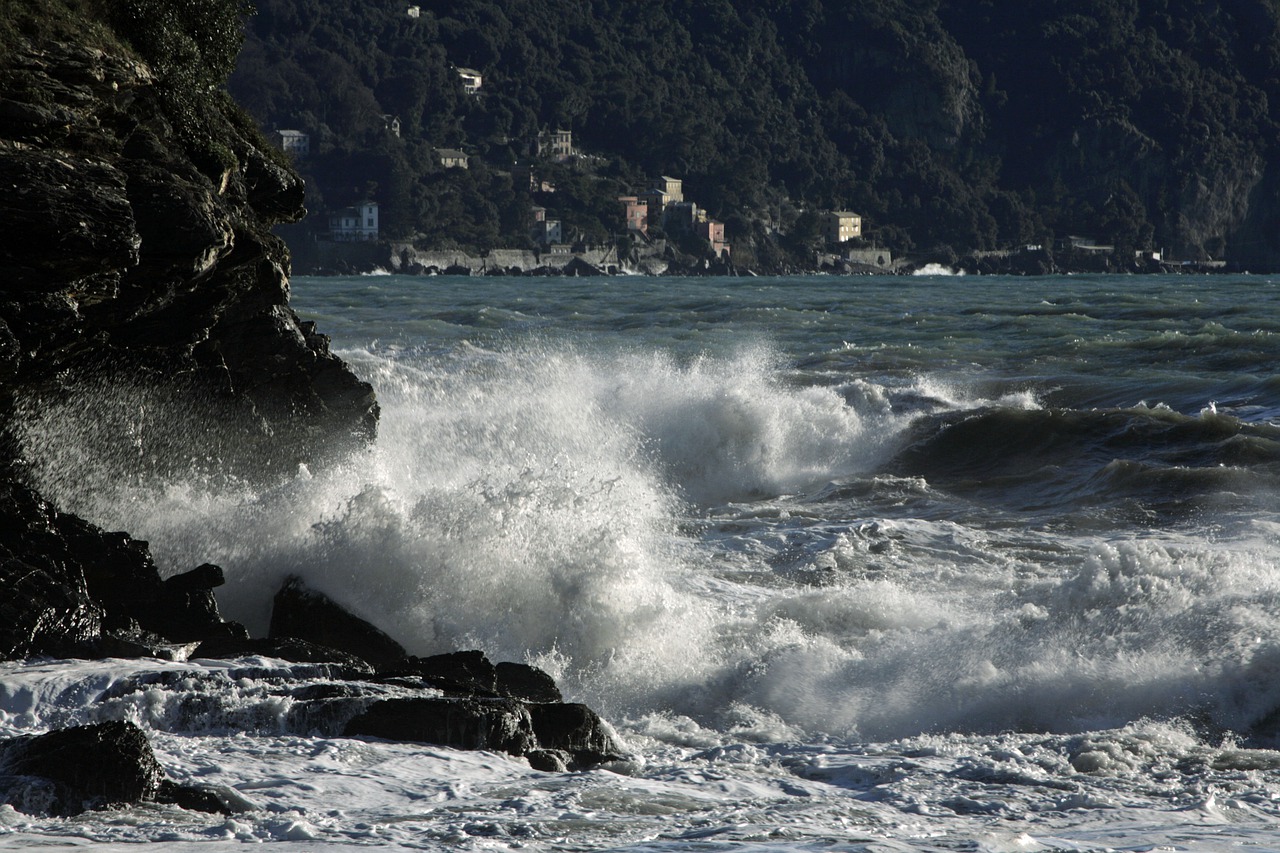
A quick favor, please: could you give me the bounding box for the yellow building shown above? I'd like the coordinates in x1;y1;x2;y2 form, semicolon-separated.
436;148;470;169
822;211;862;244
654;176;684;204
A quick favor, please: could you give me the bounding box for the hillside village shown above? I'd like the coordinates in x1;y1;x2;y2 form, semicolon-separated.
273;114;885;276
230;0;1278;276
274;114;1170;278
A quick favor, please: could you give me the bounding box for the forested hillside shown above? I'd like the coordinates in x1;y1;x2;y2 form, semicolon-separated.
230;0;1280;269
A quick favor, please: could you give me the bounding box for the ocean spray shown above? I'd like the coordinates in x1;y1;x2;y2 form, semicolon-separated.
16;334;1280;740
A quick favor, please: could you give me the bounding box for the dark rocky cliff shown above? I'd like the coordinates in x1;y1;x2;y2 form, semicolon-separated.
0;6;627;811
0;3;376;652
0;6;377;482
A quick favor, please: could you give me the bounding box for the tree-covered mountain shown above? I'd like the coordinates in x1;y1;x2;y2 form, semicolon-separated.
229;0;1280;269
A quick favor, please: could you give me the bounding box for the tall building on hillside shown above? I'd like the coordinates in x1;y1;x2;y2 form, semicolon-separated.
275;129;309;158
329;201;379;241
653;176;683;204
822;211;862;244
537;129;575;160
618;196;648;234
697;218;731;258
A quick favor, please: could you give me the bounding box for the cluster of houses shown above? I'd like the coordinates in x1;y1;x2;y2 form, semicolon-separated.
271;16;878;263
275;120;866;259
618;177;730;258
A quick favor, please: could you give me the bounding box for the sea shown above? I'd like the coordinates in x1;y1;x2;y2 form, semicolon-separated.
5;272;1280;851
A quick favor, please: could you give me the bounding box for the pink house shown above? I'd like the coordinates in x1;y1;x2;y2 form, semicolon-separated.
618;196;648;234
697;218;731;258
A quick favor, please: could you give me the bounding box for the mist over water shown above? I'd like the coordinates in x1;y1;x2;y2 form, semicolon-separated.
15;274;1280;745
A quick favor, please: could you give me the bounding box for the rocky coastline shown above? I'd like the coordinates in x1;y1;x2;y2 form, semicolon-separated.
0;4;623;818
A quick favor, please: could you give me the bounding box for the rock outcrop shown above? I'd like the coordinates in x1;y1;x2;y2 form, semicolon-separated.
0;7;626;818
0;24;376;483
0;479;245;659
0;6;377;648
0;720;234;816
0;575;628;817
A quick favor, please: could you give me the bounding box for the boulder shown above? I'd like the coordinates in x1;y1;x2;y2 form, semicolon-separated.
269;576;407;668
527;703;628;769
147;564;248;644
341;696;626;769
0;721;237;816
496;661;563;703
383;650;498;694
0;721;162;816
344;697;539;756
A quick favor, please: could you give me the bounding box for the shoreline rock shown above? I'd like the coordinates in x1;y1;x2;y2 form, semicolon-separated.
0;5;627;821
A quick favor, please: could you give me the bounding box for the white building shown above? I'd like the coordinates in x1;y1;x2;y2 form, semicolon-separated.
329;201;379;241
436;148;470;169
532;218;563;247
457;67;482;95
537;128;575;160
276;129;310;157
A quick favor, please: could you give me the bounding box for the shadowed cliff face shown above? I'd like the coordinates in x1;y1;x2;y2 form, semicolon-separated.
0;28;377;482
0;7;378;655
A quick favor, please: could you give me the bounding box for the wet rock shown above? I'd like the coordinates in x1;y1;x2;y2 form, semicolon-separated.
0;721;162;816
384;650;499;695
0;549;102;660
156;780;253;814
0;481;247;657
69;627;201;662
139;563;247;645
379;651;562;703
0;149;138;299
344;697;539;756
192;636;374;676
270;576;407;668
342;696;625;769
527;703;628;769
163;563;226;593
0;35;377;485
0;481;132;656
525;749;572;772
496;661;563;703
0;721;234;816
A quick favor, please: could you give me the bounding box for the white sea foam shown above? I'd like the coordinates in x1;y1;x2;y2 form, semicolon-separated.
14;340;1280;744
12;344;909;717
912;263;965;276
11;275;1280;849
